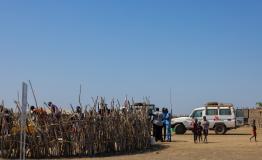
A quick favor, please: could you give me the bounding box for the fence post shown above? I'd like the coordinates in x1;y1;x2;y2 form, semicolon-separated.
20;82;27;160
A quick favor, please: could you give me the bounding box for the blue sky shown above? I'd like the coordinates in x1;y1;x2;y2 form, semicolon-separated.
0;0;261;114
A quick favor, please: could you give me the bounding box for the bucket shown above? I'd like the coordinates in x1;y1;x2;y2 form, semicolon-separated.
150;136;156;145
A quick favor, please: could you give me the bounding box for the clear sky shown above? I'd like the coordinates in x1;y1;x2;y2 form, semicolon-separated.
0;0;261;114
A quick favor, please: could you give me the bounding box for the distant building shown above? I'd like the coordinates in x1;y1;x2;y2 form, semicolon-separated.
238;107;262;128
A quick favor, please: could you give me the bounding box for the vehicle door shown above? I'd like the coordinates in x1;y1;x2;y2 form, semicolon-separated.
219;108;235;128
190;110;204;127
235;109;245;127
205;109;218;128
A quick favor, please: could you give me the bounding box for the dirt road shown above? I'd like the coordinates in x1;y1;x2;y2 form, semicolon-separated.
74;127;262;160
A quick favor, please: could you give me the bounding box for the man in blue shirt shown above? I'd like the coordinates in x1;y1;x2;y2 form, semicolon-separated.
163;108;171;142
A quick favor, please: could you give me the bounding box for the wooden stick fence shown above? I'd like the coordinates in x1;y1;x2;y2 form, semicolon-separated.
0;100;152;159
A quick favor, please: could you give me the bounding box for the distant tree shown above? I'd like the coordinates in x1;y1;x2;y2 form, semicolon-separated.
256;102;262;107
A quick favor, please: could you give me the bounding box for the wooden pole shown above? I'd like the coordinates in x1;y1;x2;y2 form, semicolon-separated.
28;80;38;108
79;85;83;108
20;82;27;160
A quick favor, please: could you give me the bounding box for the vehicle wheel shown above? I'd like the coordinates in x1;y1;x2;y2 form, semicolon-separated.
215;124;226;135
175;124;186;134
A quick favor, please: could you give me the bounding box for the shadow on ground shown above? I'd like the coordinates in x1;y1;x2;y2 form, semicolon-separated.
94;144;170;158
184;133;251;136
172;140;188;143
60;144;170;159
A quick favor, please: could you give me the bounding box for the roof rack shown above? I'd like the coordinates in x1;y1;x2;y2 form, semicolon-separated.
205;102;219;106
205;102;234;110
220;103;234;108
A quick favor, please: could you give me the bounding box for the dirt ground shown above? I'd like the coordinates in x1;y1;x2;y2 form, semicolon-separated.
73;127;262;160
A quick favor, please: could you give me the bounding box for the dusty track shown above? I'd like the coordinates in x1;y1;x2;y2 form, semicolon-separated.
72;127;262;160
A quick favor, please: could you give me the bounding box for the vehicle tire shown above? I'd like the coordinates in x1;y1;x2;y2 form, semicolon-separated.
215;124;226;135
175;124;186;134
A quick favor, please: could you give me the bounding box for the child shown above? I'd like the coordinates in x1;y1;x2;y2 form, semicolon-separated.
197;121;203;143
193;119;198;143
250;119;257;142
202;116;209;143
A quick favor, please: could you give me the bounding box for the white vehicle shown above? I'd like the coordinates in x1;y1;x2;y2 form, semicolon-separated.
171;102;244;135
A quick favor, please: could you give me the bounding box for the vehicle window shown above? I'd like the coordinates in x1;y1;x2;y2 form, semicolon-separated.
219;109;231;115
206;109;218;115
236;109;244;117
192;110;203;118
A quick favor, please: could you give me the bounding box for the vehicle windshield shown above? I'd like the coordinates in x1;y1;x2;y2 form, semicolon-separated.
190;110;203;118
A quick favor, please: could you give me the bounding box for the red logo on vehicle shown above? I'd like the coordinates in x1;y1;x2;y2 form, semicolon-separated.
214;116;219;121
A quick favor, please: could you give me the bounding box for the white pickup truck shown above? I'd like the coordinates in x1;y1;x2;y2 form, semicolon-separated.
171;102;244;135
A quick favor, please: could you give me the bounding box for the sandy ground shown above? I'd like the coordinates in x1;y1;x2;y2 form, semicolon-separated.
71;127;262;160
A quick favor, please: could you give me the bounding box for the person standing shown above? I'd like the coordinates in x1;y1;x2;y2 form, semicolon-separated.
202;116;209;143
197;121;203;143
162;108;167;141
163;108;172;142
193;119;198;143
153;108;163;142
250;119;257;142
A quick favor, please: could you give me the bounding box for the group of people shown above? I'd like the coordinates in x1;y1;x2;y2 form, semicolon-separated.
152;107;172;142
5;101;260;144
30;102;85;121
30;102;62;121
192;117;258;144
192;116;209;143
